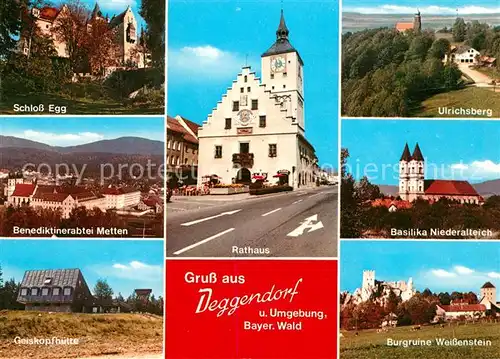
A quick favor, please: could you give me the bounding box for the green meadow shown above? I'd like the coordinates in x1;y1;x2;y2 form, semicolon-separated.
341;322;500;359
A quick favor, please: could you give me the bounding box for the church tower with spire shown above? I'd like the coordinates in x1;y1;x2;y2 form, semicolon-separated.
399;143;425;201
261;10;305;130
399;143;411;201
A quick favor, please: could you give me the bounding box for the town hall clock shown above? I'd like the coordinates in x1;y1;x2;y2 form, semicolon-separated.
270;56;286;73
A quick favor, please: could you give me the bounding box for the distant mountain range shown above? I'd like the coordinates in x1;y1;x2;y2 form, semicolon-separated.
342;13;500;33
378;180;500;198
0;136;164;155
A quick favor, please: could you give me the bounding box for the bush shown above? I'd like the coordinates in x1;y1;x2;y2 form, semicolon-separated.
249;185;293;195
104;68;164;99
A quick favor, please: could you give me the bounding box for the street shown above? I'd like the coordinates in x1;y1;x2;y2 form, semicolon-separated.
166;186;338;257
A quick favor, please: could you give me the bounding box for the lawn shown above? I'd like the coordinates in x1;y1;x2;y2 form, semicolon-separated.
477;67;500;80
0;310;163;359
0;92;164;115
414;87;500;118
341;322;500;359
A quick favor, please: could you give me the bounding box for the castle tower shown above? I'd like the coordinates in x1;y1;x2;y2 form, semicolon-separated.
362;270;375;290
481;282;496;303
408;143;425;202
413;10;422;33
399;143;411;201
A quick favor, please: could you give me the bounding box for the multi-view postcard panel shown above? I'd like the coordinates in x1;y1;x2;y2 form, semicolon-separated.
341;119;500;239
0;0;165;115
0;240;164;359
0;117;165;237
341;0;499;119
340;241;500;359
166;1;339;258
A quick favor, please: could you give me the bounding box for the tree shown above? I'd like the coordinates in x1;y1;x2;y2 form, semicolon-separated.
50;0;89;71
140;0;165;69
83;17;118;75
453;18;467;42
428;38;451;60
0;0;25;58
93;279;114;300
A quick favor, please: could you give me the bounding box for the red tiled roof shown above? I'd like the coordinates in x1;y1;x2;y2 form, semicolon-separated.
167;116;198;144
39;7;60;21
180;116;201;135
396;22;414;31
12;184;35;197
438;304;486;312
424;180;480;197
102;187;139;195
37;193;72;202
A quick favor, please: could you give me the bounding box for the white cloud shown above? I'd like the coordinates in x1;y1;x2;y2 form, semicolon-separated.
431;269;456;278
454;265;474;275
100;0;137;11
17;130;104;146
169;45;254;80
488;272;500;279
99;260;162;282
448;160;500;181
344;5;500;15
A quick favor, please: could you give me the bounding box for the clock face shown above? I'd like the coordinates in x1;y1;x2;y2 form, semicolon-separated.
271;56;286;73
236;109;254;126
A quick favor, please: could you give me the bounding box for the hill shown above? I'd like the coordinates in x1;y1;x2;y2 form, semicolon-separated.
0;136;164;155
415;87;500;118
0;136;55;152
0;310;163;359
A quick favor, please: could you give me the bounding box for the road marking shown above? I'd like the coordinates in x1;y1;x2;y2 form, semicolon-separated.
173;228;235;255
292;199;303;204
180;209;242;226
308;193;320;198
287;214;324;237
261;208;282;217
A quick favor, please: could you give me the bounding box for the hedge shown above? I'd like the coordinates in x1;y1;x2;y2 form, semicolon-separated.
249;186;293;195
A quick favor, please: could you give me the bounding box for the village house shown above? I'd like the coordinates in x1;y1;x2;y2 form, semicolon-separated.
20;3;150;70
398;143;483;204
196;10;318;189
435;301;487;321
17;268;135;313
17;269;93;313
166;115;200;187
445;45;481;65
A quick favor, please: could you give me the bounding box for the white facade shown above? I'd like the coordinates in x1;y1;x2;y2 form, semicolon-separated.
104;191;141;209
446;46;481;64
197;11;317;189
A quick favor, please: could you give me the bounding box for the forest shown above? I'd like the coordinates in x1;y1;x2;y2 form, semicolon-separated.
340;288;486;330
341;19;500;117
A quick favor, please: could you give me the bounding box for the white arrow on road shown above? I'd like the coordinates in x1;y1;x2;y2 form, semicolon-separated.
287;214;324;237
180;209;242;226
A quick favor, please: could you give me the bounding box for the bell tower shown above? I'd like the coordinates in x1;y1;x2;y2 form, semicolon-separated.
408;143;425;201
261;10;305;129
399;143;411;200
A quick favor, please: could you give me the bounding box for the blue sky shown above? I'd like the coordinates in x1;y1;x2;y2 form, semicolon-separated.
342;120;500;185
0;240;163;298
74;0;146;29
0;117;165;146
167;0;339;167
341;241;500;300
342;1;500;14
